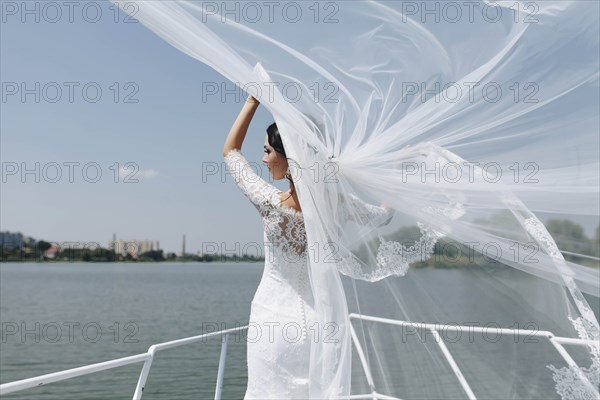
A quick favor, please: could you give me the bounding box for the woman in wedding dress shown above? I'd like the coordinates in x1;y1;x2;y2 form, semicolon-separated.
223;94;314;398
223;95;394;399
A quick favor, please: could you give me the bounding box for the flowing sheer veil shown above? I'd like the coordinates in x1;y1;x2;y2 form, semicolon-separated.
110;1;600;398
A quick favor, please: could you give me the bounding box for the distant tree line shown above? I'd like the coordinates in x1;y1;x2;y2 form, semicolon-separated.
350;215;599;270
1;218;598;266
0;232;264;263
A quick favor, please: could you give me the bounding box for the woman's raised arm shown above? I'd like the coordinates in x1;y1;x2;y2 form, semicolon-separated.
223;95;260;157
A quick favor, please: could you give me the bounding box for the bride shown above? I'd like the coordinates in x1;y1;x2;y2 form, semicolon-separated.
223;94;314;398
223;95;395;398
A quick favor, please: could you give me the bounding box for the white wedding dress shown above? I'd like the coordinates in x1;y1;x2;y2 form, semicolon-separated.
224;148;394;398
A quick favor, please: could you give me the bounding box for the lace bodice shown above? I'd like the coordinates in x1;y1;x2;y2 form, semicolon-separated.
223;148;395;264
224;148;307;260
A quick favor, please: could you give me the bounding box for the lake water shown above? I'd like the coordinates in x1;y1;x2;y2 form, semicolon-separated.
1;262;259;399
1;262;598;399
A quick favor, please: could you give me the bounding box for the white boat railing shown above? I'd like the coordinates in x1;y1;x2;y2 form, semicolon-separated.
0;324;248;400
347;313;600;400
1;314;598;400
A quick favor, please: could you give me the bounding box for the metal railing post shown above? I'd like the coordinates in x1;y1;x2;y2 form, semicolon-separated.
430;330;477;400
214;333;230;400
132;345;157;400
348;320;376;392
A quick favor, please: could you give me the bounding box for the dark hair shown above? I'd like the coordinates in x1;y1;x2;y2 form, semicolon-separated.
266;122;286;157
266;122;295;186
267;113;325;156
266;115;326;185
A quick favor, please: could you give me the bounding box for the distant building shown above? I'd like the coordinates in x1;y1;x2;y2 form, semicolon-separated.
44;245;60;259
108;239;160;258
0;231;36;249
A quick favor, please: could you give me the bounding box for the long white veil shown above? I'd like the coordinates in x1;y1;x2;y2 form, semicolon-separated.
110;1;600;398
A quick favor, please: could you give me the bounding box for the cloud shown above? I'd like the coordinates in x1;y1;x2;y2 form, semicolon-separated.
118;165;159;181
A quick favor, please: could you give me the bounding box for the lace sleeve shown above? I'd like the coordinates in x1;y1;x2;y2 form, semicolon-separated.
224;148;277;216
339;193;395;227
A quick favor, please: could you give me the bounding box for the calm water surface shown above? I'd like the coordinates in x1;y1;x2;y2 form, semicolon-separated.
1;262;598;399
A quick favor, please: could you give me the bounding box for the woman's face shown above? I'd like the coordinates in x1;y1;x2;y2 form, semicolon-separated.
262;134;288;180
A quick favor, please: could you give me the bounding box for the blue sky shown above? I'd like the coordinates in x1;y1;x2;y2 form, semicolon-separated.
2;1;598;255
1;0;284;254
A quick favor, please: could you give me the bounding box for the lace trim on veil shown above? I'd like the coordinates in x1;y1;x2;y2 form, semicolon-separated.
524;217;600;399
546;316;600;400
336;195;466;282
